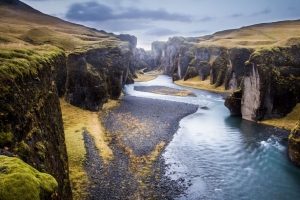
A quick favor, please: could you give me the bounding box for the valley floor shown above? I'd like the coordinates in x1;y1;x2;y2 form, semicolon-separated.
84;95;197;199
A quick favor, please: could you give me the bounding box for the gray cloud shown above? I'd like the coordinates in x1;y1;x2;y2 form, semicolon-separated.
197;16;215;22
145;28;179;36
96;20;152;32
228;13;244;18
250;8;271;17
66;1;192;22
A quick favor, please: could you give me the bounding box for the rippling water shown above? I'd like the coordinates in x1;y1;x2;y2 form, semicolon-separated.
124;75;300;200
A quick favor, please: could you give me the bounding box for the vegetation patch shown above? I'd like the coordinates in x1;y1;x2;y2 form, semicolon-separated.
0;155;58;200
60;98;119;199
259;103;300;130
175;76;231;94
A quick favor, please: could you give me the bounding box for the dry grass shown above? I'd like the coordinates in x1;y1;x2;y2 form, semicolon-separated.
198;20;300;48
259;103;300;130
146;69;164;75
0;4;125;54
175;76;231;94
60;99;119;199
134;73;157;82
152;87;196;97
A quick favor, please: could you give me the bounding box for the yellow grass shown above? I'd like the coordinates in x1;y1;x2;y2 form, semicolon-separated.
260;103;300;130
60;99;118;199
198;20;300;48
146;69;164;75
134;73;157;82
175;76;231;94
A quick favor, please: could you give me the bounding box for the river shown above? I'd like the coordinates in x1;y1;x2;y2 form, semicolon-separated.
123;75;300;200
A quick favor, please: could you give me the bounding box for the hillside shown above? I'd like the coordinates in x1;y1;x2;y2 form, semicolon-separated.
197;20;300;48
0;0;127;53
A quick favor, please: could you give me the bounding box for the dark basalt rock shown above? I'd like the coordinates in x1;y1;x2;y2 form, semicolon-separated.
224;89;242;116
0;50;72;199
289;122;300;166
66;45;135;111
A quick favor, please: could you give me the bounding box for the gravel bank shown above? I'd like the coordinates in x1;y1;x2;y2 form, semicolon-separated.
84;95;198;199
134;86;197;97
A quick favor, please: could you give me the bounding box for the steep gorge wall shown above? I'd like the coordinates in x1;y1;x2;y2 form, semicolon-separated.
240;46;300;121
0;47;72;199
65;43;135;111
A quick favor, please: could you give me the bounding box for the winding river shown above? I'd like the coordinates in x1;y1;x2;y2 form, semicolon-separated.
124;75;300;200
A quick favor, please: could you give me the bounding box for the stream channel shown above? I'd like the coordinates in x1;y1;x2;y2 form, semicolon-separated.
123;75;300;200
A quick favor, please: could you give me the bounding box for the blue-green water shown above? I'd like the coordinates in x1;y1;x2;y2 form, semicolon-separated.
124;75;300;200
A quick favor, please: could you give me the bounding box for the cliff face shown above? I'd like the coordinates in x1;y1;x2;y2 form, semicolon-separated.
289;121;300;167
152;38;250;92
0;47;72;199
134;48;151;70
65;43;135;111
241;46;300;121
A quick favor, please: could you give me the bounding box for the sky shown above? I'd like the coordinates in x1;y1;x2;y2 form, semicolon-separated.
22;0;300;50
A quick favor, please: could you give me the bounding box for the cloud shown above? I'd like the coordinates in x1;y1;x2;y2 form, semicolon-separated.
249;8;271;17
66;1;192;22
145;28;179;36
96;20;152;32
197;16;214;22
228;13;244;18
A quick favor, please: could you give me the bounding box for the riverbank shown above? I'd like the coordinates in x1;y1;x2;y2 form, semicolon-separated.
134;69;164;82
175;76;231;94
84;95;198;199
60;98;120;199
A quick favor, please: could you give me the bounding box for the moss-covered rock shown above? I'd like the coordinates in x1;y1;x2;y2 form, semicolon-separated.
0;46;72;199
241;45;300;121
288;122;300;166
0;155;58;200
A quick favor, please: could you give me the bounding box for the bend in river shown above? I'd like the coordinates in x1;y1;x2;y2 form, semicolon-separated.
86;75;300;199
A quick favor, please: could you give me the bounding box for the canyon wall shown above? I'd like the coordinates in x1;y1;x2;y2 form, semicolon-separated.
0;47;72;199
65;42;135;111
150;36;300;166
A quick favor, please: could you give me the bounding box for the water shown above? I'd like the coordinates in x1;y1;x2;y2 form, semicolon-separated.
124;75;300;200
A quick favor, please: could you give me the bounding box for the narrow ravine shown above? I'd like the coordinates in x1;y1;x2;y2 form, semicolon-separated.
85;75;300;199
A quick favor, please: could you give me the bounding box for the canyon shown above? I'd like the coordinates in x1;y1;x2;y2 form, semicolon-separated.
1;0;300;199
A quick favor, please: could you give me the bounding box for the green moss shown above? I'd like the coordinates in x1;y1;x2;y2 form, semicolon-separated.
0;155;58;200
0;132;13;147
14;141;30;159
0;45;64;80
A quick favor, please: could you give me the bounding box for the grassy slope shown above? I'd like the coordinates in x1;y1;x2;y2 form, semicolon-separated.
0;1;126;198
196;20;300;48
0;2;123;54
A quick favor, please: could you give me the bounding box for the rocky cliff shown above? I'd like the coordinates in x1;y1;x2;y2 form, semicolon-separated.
65;42;135;111
148;20;300;166
0;46;72;199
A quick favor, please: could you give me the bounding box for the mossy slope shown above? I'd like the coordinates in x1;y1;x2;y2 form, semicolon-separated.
0;155;58;200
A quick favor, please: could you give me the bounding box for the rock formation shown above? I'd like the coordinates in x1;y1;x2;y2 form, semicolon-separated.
0;47;72;199
289;121;300;167
65;43;135;111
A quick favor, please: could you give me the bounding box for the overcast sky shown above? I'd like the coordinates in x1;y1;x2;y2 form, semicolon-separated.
22;0;300;50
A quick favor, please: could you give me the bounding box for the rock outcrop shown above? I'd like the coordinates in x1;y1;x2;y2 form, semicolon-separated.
289;121;300;166
241;46;300;121
65;43;135;111
0;46;72;199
